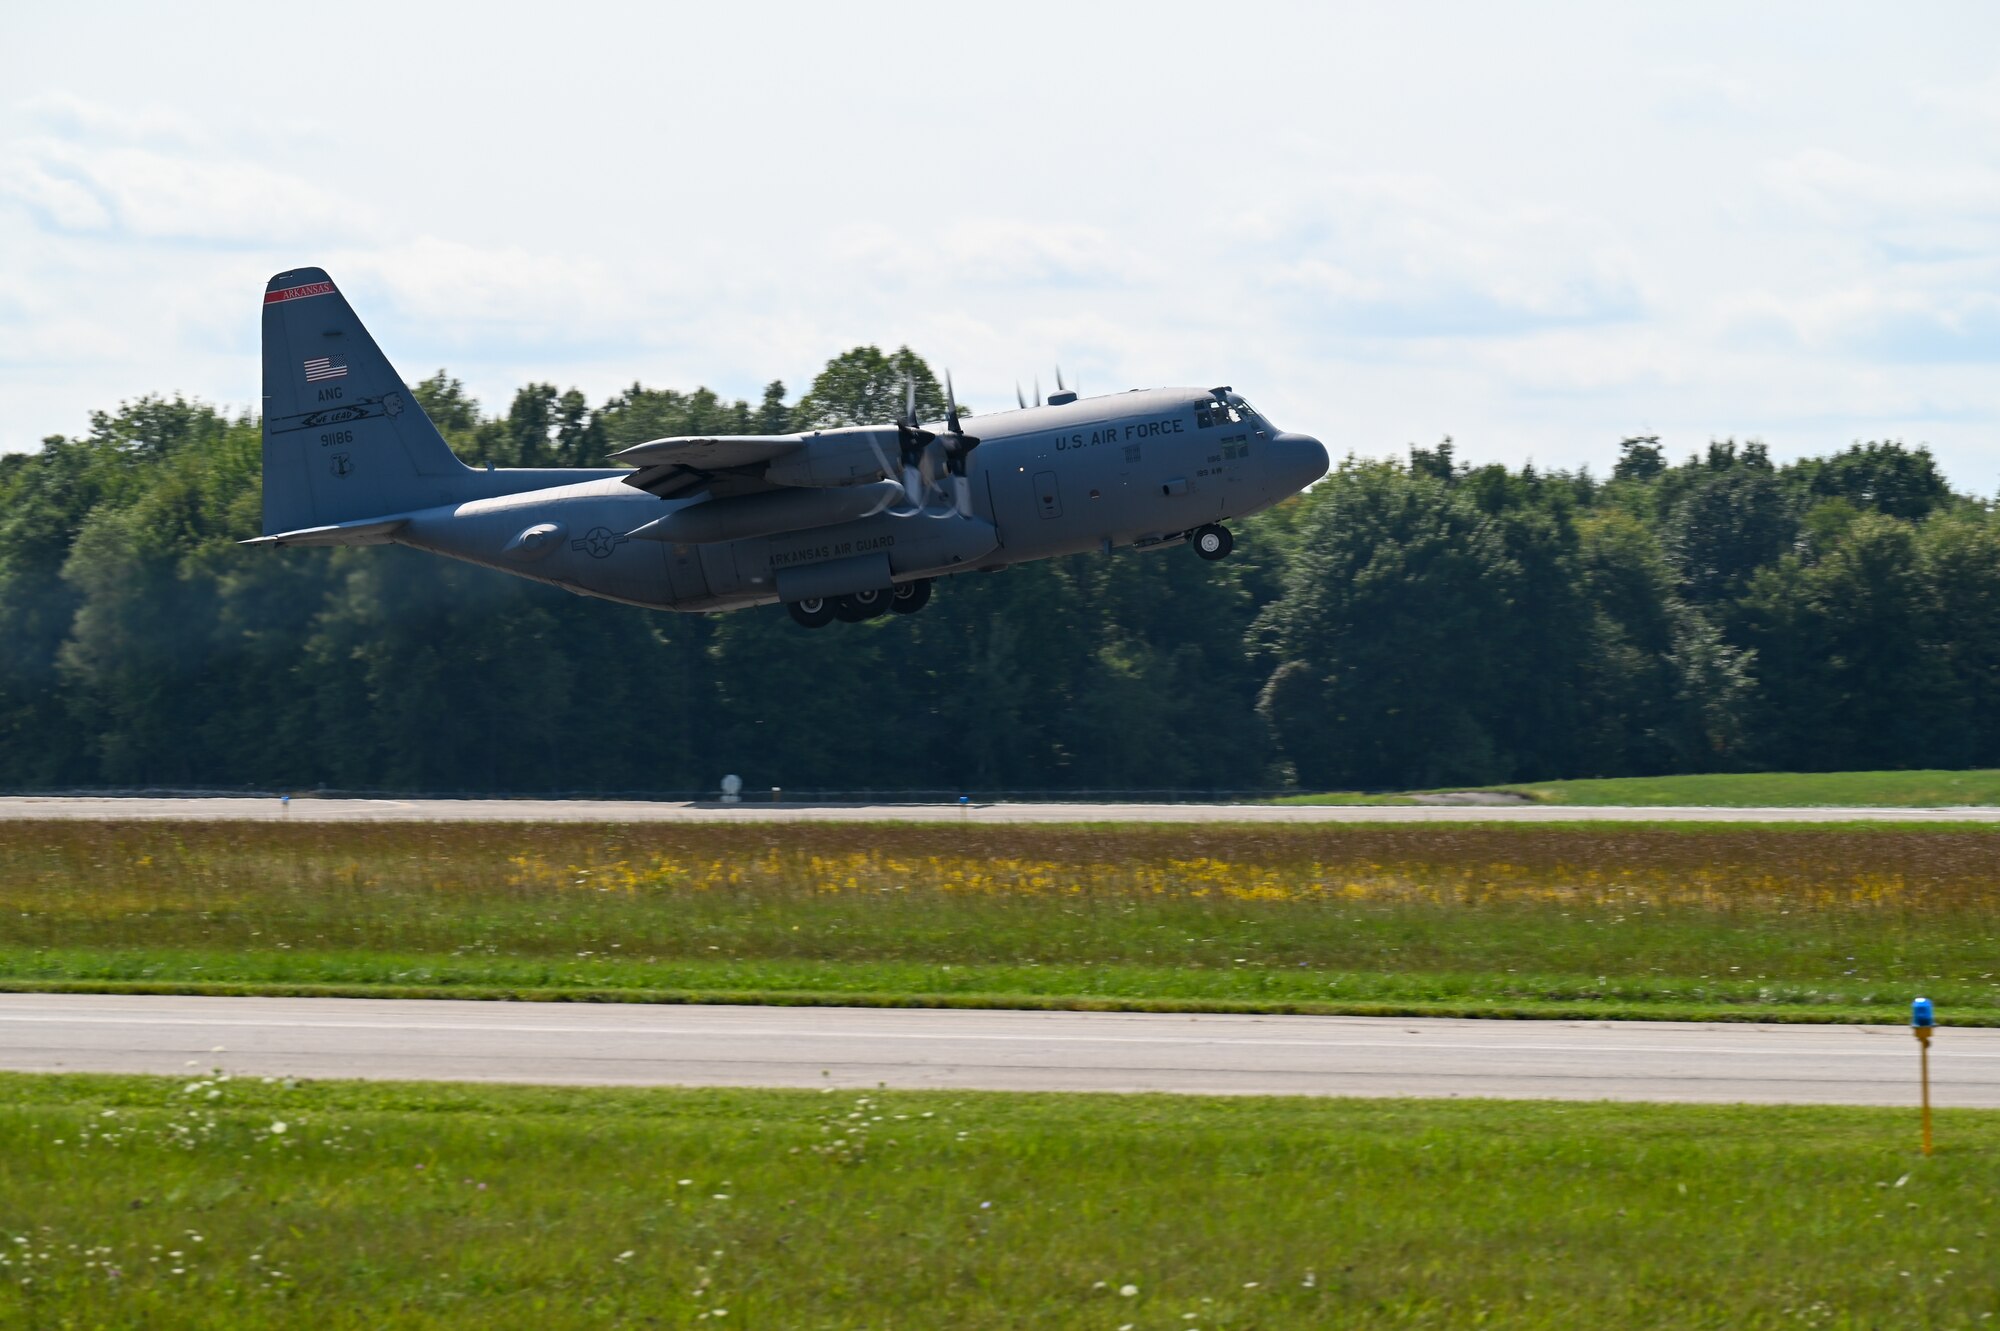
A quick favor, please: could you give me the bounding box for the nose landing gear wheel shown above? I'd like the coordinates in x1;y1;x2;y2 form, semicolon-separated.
1192;524;1234;561
890;579;933;615
787;597;836;628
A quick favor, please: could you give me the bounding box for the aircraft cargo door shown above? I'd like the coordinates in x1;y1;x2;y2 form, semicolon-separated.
1033;470;1063;519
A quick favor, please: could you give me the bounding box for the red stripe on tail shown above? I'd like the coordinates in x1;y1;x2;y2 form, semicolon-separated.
264;281;337;305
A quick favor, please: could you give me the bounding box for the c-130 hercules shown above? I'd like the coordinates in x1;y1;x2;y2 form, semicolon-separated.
250;268;1329;625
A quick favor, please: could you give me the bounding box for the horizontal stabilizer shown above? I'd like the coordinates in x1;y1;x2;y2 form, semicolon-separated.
240;515;409;549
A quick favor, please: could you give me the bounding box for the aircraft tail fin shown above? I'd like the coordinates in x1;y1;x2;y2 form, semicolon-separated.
259;267;485;535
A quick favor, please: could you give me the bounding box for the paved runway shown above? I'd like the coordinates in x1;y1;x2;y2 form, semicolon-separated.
1;796;1995;822
0;993;1988;1106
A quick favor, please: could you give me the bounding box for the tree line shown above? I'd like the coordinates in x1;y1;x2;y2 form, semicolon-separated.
4;347;1996;794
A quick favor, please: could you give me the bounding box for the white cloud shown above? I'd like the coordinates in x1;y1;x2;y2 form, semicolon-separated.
333;237;640;329
1919;68;2000;126
1766;149;2000;225
1723;284;2000;364
828;219;1136;290
19;92;211;150
0;152;112;230
1;95;373;246
1237;177;1644;339
4;4;2000;486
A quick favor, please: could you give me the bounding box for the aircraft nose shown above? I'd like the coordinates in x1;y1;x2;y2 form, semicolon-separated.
1270;431;1329;492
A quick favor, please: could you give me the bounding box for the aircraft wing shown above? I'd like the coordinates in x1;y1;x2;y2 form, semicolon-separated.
612;434;804;501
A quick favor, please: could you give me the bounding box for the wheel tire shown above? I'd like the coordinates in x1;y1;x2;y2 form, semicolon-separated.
787;597;835;628
1193;524;1234;561
834;590;890;623
890;579;933;615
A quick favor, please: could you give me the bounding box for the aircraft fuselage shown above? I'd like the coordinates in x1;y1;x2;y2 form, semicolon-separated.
395;388;1328;613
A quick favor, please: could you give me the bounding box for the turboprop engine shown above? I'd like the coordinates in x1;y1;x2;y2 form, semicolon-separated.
761;428;902;488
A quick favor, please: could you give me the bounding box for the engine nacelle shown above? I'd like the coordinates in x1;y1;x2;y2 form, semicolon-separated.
762;427;898;488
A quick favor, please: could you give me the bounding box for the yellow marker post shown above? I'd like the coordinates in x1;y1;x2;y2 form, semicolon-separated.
1912;997;1936;1157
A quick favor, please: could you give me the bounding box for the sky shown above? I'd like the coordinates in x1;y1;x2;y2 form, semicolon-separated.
3;1;1998;486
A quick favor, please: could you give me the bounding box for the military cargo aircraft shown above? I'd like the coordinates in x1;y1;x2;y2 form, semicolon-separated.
249;267;1329;625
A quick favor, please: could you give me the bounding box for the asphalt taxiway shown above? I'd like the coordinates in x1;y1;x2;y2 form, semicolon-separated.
1;994;1985;1106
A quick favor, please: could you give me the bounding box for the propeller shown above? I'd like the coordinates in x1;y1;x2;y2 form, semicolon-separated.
894;374;933;509
861;373;976;518
938;371;981;516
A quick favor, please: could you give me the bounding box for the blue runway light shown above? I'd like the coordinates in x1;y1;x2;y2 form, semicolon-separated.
1913;997;1936;1028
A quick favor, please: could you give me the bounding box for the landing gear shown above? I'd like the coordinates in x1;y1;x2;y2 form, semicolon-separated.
788;581;933;628
787;596;836;629
834;588;892;622
1192;524;1234;561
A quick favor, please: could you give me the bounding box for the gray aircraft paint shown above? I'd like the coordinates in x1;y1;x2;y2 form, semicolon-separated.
251;268;1328;613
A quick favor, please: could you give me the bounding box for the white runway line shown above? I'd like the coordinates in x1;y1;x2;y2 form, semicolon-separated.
2;994;1995;1105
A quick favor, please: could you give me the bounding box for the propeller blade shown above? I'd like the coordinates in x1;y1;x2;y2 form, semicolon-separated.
866;436;896;481
1035;375;1042;408
1016;382;1026;410
1055;365;1065;393
954;474;972;517
945;370;962;436
904;374;917;425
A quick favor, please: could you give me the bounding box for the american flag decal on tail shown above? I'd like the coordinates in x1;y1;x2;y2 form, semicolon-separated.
303;355;348;383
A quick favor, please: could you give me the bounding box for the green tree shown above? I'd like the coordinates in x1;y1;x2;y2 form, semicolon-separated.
1662;463;1797;602
1735;514;1954;769
1919;515;2000;766
756;381;790;434
1253;462;1518;789
1794;442;1951;521
1612;436;1665;483
792;347;943;428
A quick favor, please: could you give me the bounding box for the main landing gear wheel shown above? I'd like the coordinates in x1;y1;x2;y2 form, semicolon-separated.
834;588;892;622
890;579;933;615
1193;524;1234;561
787;597;836;629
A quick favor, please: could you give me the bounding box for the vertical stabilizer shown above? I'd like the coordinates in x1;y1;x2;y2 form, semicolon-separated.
260;267;489;534
261;266;618;537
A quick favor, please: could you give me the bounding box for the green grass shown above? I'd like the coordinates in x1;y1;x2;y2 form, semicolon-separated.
8;821;2000;1024
2;1073;1995;1328
1280;768;2000;807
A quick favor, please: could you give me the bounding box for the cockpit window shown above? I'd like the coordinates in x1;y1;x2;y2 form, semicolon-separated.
1198;395;1248;428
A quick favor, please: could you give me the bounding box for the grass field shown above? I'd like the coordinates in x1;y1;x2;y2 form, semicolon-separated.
8;820;2000;1024
2;1072;1995;1328
1281;768;2000;807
